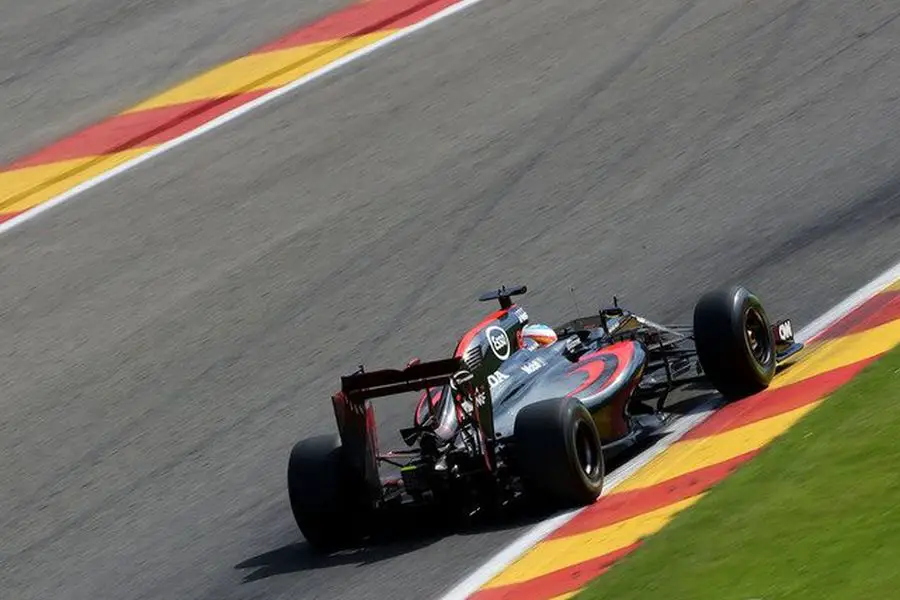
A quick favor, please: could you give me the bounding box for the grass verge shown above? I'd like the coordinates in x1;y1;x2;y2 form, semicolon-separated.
576;343;900;600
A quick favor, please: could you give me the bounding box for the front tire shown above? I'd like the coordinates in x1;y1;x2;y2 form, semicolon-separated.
693;286;777;399
287;434;370;553
513;397;605;508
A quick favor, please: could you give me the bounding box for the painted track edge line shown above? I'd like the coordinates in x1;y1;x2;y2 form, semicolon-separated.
435;260;900;600
0;0;487;237
799;260;900;343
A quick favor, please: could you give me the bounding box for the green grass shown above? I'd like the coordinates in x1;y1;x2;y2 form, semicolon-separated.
577;343;900;600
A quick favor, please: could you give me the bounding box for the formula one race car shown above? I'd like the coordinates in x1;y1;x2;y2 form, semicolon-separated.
287;284;803;552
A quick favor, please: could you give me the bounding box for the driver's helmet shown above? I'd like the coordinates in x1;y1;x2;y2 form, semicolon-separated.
519;323;558;350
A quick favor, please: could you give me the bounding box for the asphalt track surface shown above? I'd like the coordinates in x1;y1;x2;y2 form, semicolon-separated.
0;0;352;165
2;0;900;599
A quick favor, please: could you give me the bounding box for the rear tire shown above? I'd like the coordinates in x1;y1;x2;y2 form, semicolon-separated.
287;434;370;553
513;397;604;508
693;286;777;399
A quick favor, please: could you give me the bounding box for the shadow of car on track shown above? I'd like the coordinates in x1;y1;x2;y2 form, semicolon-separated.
234;536;440;583
233;487;575;583
233;504;555;583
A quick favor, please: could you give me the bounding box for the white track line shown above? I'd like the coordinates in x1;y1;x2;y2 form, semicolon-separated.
437;259;900;600
0;0;488;237
800;261;900;343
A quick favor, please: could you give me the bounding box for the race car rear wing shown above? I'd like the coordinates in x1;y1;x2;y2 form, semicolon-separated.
340;357;464;402
333;357;471;499
333;352;496;496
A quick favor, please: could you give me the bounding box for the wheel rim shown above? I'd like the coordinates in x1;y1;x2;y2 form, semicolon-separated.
574;420;602;482
744;307;771;365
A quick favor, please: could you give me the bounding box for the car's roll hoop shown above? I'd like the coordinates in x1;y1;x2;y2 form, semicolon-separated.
478;284;527;309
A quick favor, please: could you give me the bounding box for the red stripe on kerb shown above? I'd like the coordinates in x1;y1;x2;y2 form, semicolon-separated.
256;0;462;52
4;91;269;171
818;290;900;340
682;357;875;441
548;451;757;540
0;211;22;224
468;543;641;600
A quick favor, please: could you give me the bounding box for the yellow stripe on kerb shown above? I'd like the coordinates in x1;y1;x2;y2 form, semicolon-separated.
549;591;583;600
615;403;819;493
481;497;700;588
128;33;392;112
0;149;147;213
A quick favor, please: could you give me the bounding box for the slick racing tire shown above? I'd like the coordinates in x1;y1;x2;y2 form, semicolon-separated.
693;286;777;400
514;397;604;508
287;434;370;553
